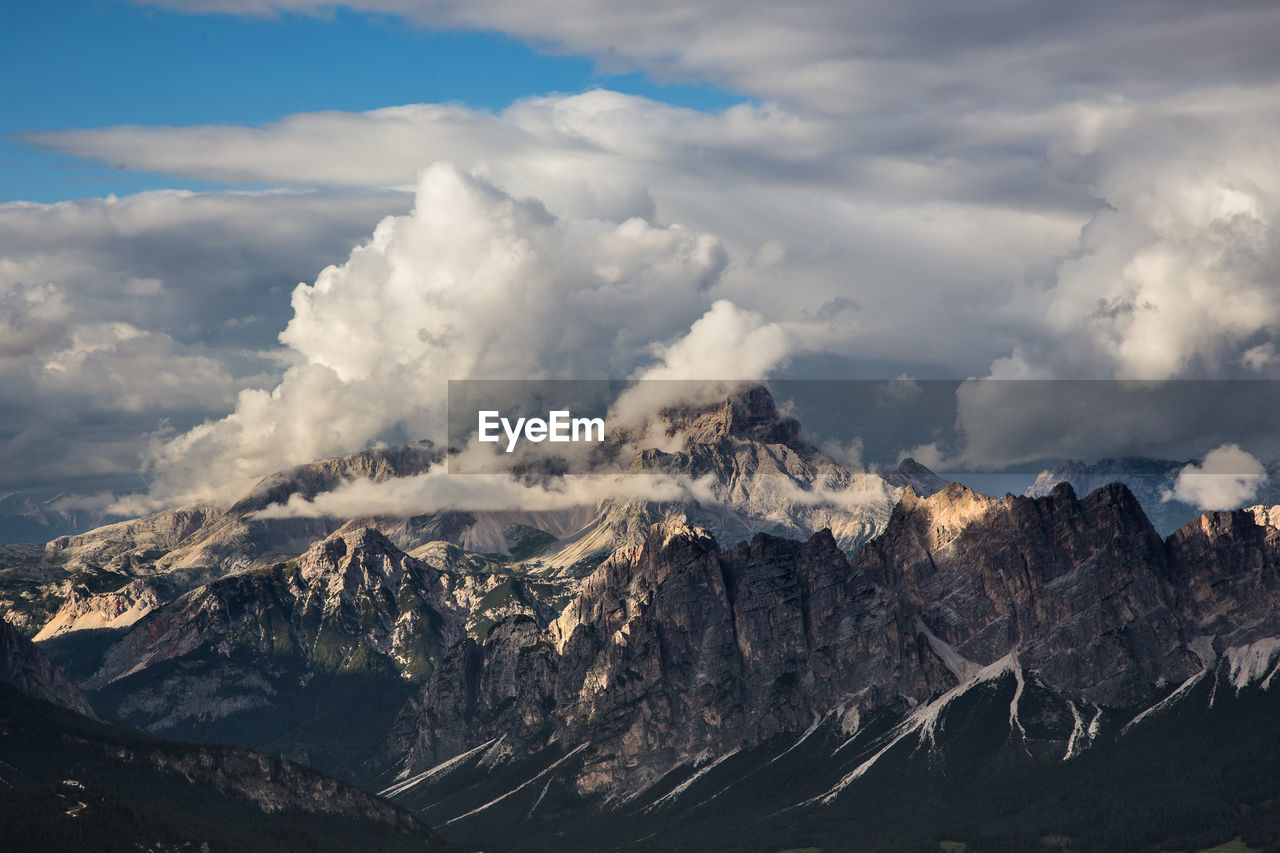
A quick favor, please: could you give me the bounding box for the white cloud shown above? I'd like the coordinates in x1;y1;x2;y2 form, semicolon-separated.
132;1;1280;115
1165;443;1268;511
639;300;791;382
131;163;745;509
988;91;1280;381
252;465;691;519
25;91;1090;380
10;3;1280;515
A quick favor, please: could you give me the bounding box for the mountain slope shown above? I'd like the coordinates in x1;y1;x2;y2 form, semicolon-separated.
0;616;95;716
370;483;1280;851
0;685;448;853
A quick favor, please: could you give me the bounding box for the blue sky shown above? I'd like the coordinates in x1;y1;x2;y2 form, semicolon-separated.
1;0;740;202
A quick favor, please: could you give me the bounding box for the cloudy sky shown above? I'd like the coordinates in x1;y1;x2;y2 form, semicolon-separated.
3;0;1279;518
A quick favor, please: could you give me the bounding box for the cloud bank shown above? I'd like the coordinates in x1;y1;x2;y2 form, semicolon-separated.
129;163;796;510
7;2;1280;514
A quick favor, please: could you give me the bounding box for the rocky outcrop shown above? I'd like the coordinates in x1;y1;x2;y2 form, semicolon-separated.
88;527;477;689
881;456;949;497
1168;504;1280;647
1026;456;1280;536
857;482;1196;705
0;617;95;716
381;478;1280;802
657;384;813;450
385;520;940;796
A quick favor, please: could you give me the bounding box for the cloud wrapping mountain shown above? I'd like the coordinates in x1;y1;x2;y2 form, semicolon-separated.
124;164;797;510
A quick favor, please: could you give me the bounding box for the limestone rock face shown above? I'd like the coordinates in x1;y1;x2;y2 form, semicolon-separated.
1167;504;1280;647
856;482;1197;705
85;526;506;691
381;479;1280;800
386;520;939;796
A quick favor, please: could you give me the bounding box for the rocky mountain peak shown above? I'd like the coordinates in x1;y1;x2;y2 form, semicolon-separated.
881;456;949;497
895;479;999;536
658;384;811;450
297;525;427;595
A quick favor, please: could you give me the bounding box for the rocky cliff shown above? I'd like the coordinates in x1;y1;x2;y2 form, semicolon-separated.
377;479;1280;816
0;616;95;716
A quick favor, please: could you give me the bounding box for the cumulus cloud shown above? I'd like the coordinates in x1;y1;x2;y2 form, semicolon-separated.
26;90;1088;381
11;3;1280;519
989;91;1280;381
1165;443;1268;511
0;189;406;501
132;163;759;510
639;300;791;382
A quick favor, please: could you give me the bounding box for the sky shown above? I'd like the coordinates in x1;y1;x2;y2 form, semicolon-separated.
2;0;1280;521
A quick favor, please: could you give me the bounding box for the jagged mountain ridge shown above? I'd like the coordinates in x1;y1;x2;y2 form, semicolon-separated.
0;387;937;778
1027;455;1280;536
3;386;930;644
370;480;1280;850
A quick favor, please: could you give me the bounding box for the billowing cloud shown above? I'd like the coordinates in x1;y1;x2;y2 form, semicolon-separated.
990;92;1280;381
8;3;1280;520
1165;443;1268;511
0;188;406;499
132;163;754;510
24;91;1091;381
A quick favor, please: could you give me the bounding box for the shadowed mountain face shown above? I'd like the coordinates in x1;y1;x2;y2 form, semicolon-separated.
0;616;95;716
0;617;447;853
374;482;1244;794
6;387;1280;851
366;483;1280;852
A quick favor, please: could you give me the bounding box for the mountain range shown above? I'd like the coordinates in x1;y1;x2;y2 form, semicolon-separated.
3;386;1280;852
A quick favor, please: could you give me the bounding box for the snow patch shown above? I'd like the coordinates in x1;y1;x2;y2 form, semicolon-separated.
1225;638;1280;692
805;652;1024;806
380;737;499;798
915;616;977;681
1062;700;1101;760
647;747;741;811
1123;669;1207;734
441;742;589;827
770;713;826;766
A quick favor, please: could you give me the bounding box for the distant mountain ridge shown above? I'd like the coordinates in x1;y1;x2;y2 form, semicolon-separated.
1027;455;1280;535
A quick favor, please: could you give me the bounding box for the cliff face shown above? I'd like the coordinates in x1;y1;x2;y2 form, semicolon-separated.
0;617;96;717
1167;504;1280;646
857;482;1197;705
380;480;1280;805
77;526;565;747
